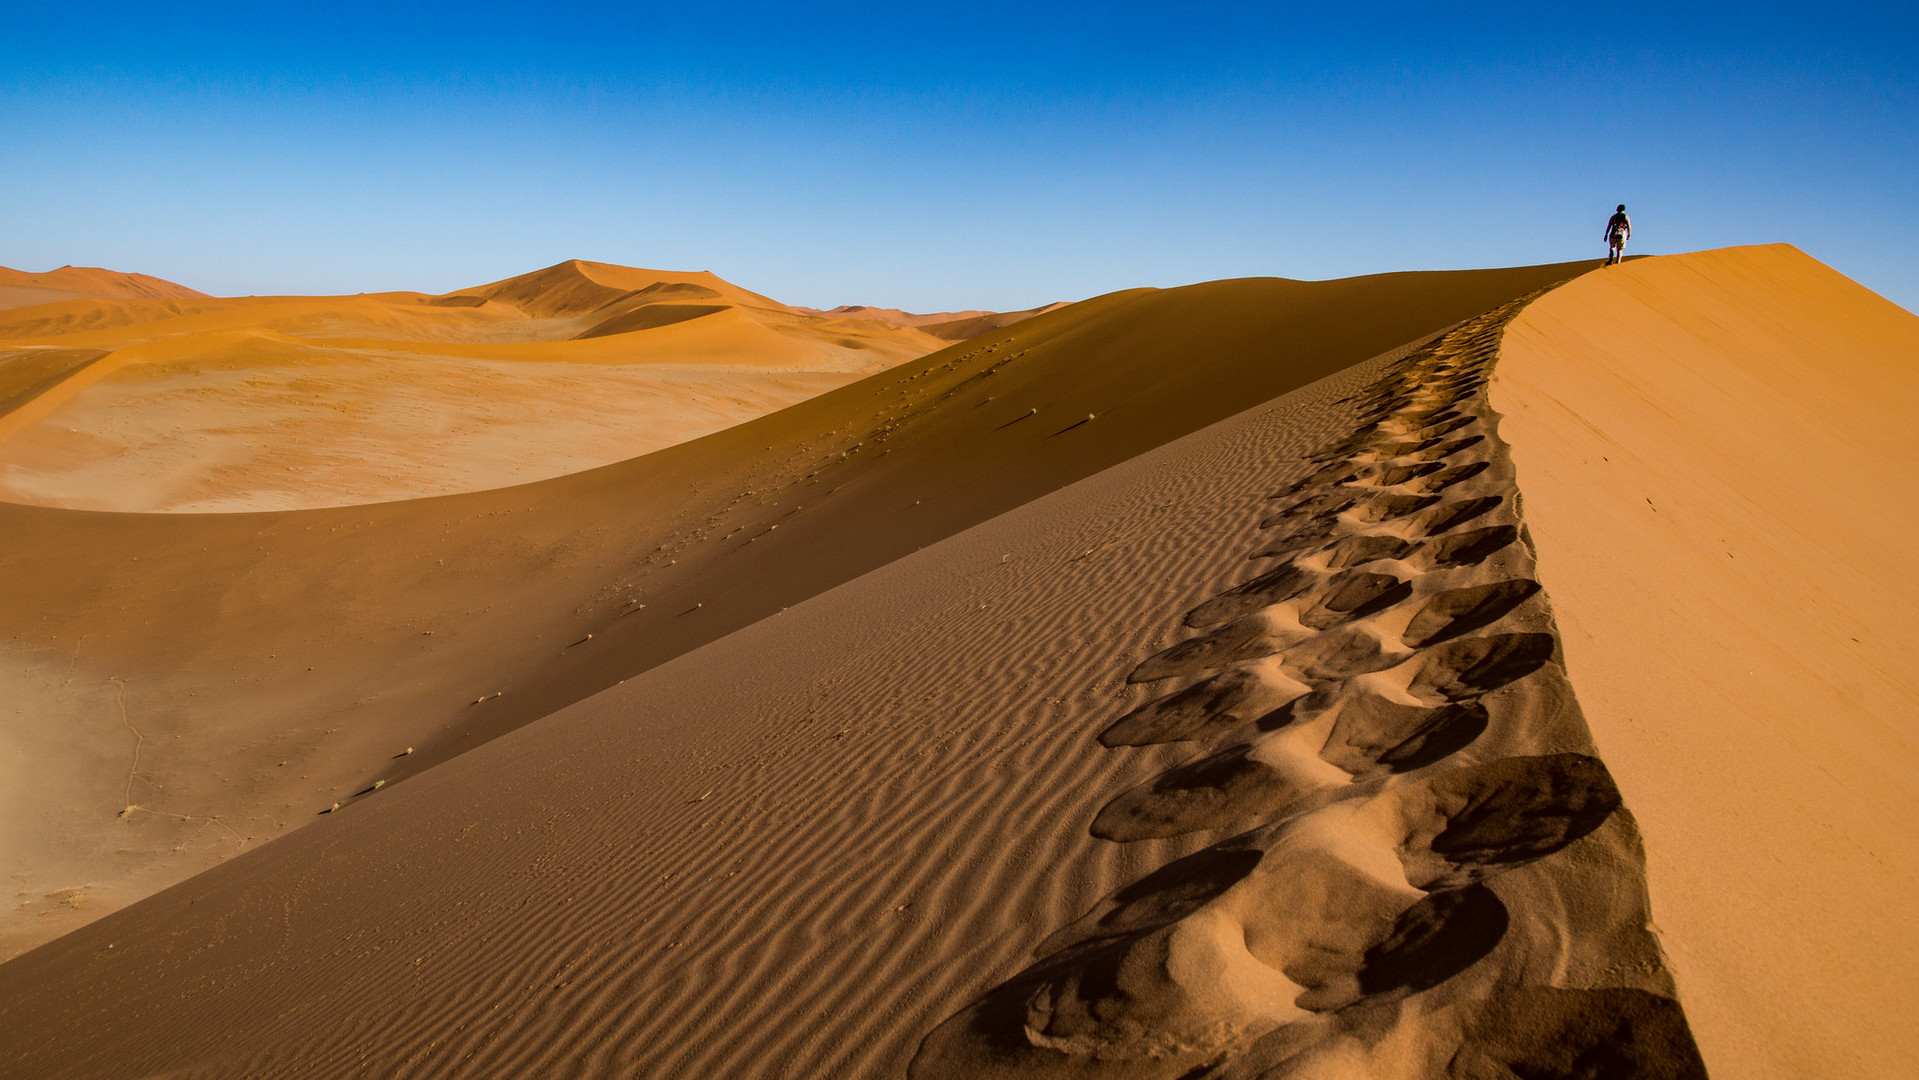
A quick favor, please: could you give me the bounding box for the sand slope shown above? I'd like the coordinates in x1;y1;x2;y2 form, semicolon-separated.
0;261;960;511
797;302;1073;341
1494;244;1919;1078
0;271;1705;1078
0;262;1582;963
0;265;207;314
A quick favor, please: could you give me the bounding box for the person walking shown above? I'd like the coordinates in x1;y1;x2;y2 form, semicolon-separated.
1605;204;1632;265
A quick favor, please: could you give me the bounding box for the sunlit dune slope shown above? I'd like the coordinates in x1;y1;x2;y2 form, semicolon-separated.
1494;244;1919;1078
0;261;966;511
0;265;206;314
0;260;1584;961
0;259;1717;1079
797;301;1072;340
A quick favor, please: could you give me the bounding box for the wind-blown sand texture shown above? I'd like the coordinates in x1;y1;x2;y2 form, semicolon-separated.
0;261;1579;966
0;246;1907;1078
0;261;985;511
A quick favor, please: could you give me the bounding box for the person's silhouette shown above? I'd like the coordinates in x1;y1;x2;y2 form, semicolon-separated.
1605;205;1632;265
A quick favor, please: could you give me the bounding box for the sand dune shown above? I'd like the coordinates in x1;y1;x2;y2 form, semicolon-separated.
796;302;1072;340
0;261;969;511
0;261;1579;963
1493;244;1919;1078
0;259;1713;1078
1;246;1904;1078
0;265;207;314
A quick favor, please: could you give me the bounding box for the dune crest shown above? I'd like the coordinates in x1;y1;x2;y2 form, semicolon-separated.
13;247;1906;1077
0;261;1582;964
911;291;1701;1079
796;301;1073;341
0;265;207;314
0;260;1004;511
1494;243;1919;1078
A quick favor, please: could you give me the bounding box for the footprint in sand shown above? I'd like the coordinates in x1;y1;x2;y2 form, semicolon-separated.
1095;627;1553;841
916;298;1702;1079
1129;572;1412;685
912;754;1624;1078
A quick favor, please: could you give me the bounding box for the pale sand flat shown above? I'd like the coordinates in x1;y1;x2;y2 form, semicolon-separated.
0;261;964;512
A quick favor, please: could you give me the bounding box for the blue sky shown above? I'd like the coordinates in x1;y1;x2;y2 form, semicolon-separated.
3;2;1914;312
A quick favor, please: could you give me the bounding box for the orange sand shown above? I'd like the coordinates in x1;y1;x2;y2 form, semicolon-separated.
1;246;1903;1078
0;265;207;314
1495;244;1919;1078
0;261;972;511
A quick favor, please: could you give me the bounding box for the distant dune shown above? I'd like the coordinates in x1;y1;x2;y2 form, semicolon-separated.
0;260;1029;512
796;301;1072;340
0;247;1911;1079
0;264;207;314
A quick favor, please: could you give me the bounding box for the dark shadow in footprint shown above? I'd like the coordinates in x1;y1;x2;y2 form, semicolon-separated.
1300;571;1413;629
1100;666;1283;746
1413;415;1476;440
1366;461;1447;487
1321;534;1415;569
1280;625;1404;684
1133;616;1293;683
1405;633;1556;702
1403;580;1543;648
1417;460;1491;494
1418;434;1485;461
1143;586;1405;682
1349;493;1441;524
1404;525;1520;572
1413;754;1623;887
1321;698;1491;778
1250;517;1344;563
1092;743;1286;841
1260;488;1362;528
1098;696;1491;842
1355;884;1509;998
1447;987;1709;1080
1283;461;1363;496
1409;496;1503;538
1185;564;1316;629
1037;844;1265;954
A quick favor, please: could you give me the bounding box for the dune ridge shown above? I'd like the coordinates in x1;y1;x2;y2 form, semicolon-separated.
795;302;1073;341
1493;244;1919;1077
0;257;1718;1079
0;261;975;511
0;265;206;314
911;291;1702;1078
0;262;1585;963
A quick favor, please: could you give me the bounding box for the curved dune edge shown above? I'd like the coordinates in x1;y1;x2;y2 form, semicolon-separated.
0;260;953;512
0;262;1582;963
0;269;1708;1079
1493;244;1919;1078
909;291;1705;1078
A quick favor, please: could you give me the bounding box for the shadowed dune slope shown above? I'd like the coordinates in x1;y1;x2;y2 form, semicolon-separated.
0;262;1582;960
1494;243;1919;1078
0;277;1701;1079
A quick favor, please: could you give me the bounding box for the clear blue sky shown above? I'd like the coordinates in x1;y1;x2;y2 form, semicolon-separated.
4;1;1914;312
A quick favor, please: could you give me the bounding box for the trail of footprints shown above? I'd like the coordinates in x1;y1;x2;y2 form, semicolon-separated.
914;302;1708;1079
